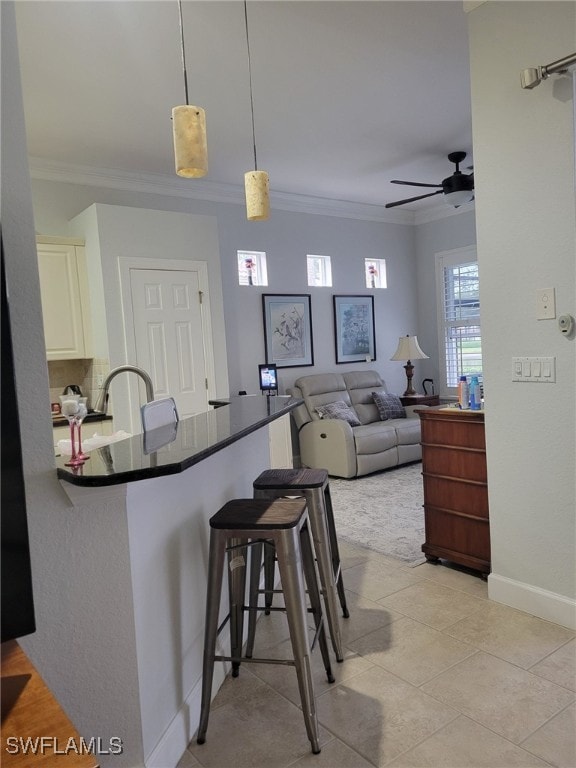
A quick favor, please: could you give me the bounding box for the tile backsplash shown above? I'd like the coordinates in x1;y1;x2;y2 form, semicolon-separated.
48;358;110;411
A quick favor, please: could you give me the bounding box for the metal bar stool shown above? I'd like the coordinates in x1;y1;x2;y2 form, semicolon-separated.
197;498;334;755
246;468;349;666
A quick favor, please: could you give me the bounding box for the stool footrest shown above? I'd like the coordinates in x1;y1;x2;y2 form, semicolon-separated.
214;654;296;668
245;605;287;614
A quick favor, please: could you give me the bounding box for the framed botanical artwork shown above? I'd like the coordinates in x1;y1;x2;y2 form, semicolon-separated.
262;294;314;368
333;295;376;364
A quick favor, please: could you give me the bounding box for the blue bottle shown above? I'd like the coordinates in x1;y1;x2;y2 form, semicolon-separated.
469;376;481;410
458;375;469;409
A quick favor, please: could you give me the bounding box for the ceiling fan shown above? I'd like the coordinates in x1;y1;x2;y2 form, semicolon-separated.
385;151;474;209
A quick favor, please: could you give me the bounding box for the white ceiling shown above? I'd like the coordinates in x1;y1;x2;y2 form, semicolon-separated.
14;1;474;218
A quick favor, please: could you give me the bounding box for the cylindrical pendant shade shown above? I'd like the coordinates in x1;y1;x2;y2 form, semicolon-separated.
172;105;208;178
245;170;270;221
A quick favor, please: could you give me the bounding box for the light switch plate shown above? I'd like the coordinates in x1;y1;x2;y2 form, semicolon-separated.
512;356;556;382
536;288;556;320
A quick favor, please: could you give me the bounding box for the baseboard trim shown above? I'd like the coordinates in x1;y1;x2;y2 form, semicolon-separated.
488;573;576;630
145;663;228;768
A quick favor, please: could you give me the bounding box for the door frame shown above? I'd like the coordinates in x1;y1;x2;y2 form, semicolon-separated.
118;257;217;432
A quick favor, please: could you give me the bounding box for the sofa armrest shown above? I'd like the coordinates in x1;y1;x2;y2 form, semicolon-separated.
298;419;357;478
289;401;312;430
286;386;312;430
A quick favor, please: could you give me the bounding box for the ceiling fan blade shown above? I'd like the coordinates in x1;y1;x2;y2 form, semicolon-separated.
385;190;444;209
391;180;443;188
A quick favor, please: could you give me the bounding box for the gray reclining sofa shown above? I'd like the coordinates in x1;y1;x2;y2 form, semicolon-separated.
288;370;424;478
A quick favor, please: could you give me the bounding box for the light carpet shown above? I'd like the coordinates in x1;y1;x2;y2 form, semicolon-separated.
329;461;426;565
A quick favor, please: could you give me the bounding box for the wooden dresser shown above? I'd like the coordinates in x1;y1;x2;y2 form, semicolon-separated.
416;407;490;576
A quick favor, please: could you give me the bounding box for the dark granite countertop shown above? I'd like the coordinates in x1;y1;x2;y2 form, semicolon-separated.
52;411;114;428
56;395;301;487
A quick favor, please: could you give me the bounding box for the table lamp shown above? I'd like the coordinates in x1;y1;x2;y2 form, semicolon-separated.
390;335;429;396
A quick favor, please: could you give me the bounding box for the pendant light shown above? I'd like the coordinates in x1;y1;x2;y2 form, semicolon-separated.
243;1;270;221
172;0;208;178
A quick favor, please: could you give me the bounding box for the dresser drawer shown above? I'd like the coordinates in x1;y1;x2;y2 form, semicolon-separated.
422;474;488;518
421;417;486;450
422;445;487;482
424;506;491;562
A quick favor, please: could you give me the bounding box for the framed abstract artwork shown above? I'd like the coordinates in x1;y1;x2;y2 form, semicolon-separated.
262;294;314;368
333;295;376;364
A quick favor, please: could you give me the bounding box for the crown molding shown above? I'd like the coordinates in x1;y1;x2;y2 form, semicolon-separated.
463;1;487;13
28;157;473;226
28;158;415;224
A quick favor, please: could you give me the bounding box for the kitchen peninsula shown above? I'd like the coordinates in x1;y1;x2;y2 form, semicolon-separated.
51;395;301;768
57;395;298;487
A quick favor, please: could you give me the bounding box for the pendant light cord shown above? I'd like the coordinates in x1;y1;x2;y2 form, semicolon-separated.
178;0;190;105
244;0;258;170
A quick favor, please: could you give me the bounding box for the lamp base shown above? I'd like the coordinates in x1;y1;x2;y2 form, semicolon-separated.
403;361;418;396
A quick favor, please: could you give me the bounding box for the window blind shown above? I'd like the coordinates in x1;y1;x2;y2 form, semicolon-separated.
441;260;482;388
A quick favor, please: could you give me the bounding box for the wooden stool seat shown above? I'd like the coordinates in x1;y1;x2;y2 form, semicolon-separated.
252;467;329;490
209;498;308;529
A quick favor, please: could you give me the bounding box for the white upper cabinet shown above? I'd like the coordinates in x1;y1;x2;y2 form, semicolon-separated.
37;237;93;360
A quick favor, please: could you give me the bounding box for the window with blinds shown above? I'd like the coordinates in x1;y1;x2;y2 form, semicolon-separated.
436;248;482;394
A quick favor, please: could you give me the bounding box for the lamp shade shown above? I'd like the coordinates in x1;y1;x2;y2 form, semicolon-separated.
390;335;429;362
245;171;270;221
172;105;208;178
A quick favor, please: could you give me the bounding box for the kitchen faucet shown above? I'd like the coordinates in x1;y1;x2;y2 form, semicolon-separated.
94;365;155;415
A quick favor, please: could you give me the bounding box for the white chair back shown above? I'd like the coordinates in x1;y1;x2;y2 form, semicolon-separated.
141;398;179;455
141;397;179;431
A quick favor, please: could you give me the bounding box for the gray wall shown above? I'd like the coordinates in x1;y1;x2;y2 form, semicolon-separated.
31;178;420;396
70;203;229;432
469;1;575;617
2;7;145;762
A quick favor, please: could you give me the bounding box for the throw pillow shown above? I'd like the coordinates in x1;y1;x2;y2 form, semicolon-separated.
372;391;406;420
315;401;361;427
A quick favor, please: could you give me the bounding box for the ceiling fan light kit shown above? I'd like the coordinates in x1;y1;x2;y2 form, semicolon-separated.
386;150;474;209
444;190;475;207
172;0;208;179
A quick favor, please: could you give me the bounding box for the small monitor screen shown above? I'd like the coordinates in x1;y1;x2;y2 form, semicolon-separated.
258;364;278;392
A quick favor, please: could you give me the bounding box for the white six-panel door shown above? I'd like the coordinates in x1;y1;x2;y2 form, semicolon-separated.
129;267;208;419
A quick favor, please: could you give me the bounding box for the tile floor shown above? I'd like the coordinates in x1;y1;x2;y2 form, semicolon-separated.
179;541;575;768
